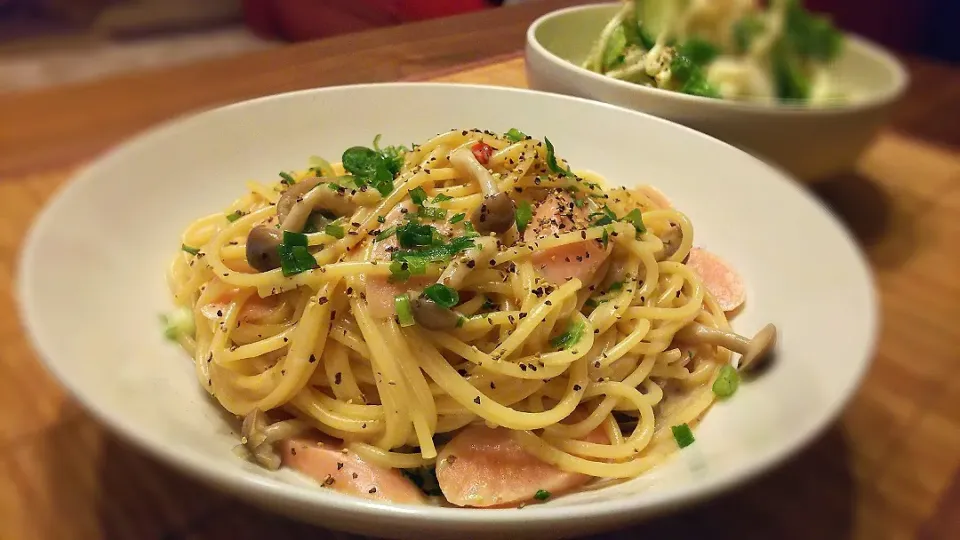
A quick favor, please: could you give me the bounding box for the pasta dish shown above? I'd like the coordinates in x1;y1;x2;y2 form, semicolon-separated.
164;128;776;507
583;0;845;105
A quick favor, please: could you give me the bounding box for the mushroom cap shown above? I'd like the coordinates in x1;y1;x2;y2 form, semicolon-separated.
739;323;777;373
246;226;284;272
412;297;460;330
472;192;516;235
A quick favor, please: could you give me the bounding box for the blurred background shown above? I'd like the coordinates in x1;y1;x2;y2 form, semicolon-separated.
0;0;957;94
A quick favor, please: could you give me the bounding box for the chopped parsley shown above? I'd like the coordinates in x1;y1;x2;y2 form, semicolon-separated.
515;200;533;234
181;244;200;256
432;193;453;203
534;489;551;501
504;128;528;142
225;211;244;223
544;137;575;178
279;172;295;185
409;186;428;206
449;212;466;224
375;226;396;242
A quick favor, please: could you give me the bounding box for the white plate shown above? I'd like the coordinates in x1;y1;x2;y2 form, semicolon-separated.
17;83;877;539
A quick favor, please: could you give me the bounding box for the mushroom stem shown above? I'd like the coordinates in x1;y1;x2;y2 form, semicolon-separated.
450;147;499;196
437;236;498;289
676;322;777;373
450;147;517;235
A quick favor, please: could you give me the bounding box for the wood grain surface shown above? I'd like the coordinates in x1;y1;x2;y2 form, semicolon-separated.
1;2;959;539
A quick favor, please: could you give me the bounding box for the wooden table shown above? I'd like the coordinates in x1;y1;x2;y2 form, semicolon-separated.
1;2;959;539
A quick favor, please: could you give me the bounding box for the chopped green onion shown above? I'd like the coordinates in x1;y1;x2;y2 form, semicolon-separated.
418;207;448;221
396;221;438;248
423;283;459;309
324;224;345;239
432;193;453;203
388;258;427;282
621;209;646;234
550;320;586;350
544;137;575;178
449;213;466;224
161;306;195;341
375;226;396;242
712;365;741;398
225;211;244;222
608;281;623;292
534;489;551;501
181;244;200;256
516;200;533;233
505;128;527;142
671;424;695;448
456;316;466;328
278;245;317;276
377;215;387;224
279;172;295;185
395;294;415;327
409;186;428;206
601;228;609;249
283;230;308;247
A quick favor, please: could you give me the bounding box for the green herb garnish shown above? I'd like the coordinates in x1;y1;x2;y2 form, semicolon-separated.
449;213;466;224
225;211;244;222
515;200;533;234
409;186;428;206
671;424;695;448
181;244;200;256
375;226;396;242
432;193;453;203
423;283;459;309
279;172;295;185
712;365;741;398
396;221;438;249
544;137;574;178
534;489;551;501
278;244;317;276
622;208;646;234
394;294;415;327
161;306;195;341
418;207;448;221
504;128;528;142
324;224;345;239
550;319;586;350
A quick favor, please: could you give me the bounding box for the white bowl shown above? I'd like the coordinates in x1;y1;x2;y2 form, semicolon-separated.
525;3;909;182
17;83;877;539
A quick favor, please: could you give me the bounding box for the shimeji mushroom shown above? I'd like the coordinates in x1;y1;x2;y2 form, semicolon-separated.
245;177;379;272
449;147;516;235
240;409;309;470
676;322;777;373
241;408;282;470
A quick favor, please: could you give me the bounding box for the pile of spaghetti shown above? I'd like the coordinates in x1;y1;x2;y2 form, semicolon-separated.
164;128;774;507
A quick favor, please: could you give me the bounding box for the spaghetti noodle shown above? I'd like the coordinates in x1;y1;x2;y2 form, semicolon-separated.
164;128;776;507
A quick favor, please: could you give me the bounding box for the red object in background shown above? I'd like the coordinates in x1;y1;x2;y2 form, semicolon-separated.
243;0;491;42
